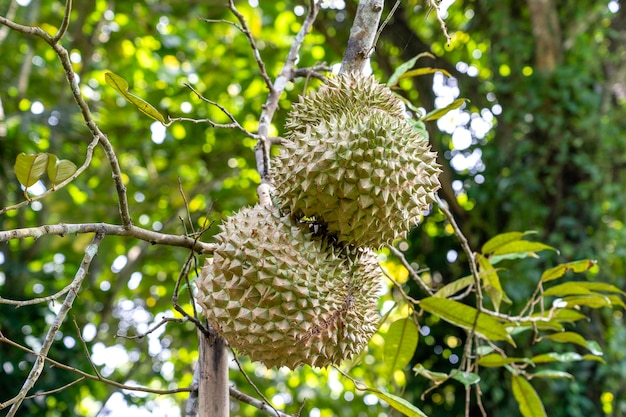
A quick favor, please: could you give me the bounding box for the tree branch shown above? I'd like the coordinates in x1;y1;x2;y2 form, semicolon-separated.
0;13;133;228
0;222;215;254
340;0;384;74
254;0;321;183
229;386;294;417
4;232;104;417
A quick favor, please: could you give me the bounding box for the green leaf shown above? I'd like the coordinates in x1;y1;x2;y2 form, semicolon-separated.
490;241;555;257
105;71;166;123
15;152;49;187
481;231;531;254
421;98;468;122
530;370;574;380
550;308;587;323
432;275;474;298
543;332;603;355
531;352;584;364
387;52;435;87
511;375;547;417
369;389;429;417
384;318;419;371
477;254;511;312
451;371;480;387
419;297;514;345
567;282;624;295
399;67;451;82
543;282;593;297
541;259;597;282
563;294;624;309
477;353;527;367
46;154;77;187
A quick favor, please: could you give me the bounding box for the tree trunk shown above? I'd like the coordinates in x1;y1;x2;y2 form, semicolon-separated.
198;329;229;417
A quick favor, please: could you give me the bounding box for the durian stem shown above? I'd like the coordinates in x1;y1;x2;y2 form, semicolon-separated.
340;0;384;74
198;328;229;417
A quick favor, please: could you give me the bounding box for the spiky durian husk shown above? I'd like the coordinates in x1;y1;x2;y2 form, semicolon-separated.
195;205;381;369
273;109;442;248
284;73;406;137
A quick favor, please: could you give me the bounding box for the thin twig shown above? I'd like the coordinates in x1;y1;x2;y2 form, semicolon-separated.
73;317;102;379
428;0;452;46
170;83;258;139
0;14;133;227
0;222;215;254
226;0;274;92
229;386;294;417
5;233;104;417
387;245;433;295
254;0;321;182
379;264;420;305
52;0;72;43
371;0;401;56
173;254;210;337
0;333;193;400
231;353;281;417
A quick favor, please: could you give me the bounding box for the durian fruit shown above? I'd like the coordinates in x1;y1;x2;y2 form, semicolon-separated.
273;74;442;248
284;72;406;136
196;204;381;369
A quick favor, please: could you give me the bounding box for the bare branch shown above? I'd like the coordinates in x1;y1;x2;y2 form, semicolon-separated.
340;0;384;74
168;82;258;139
5;232;104;417
225;0;275;93
0;14;133;227
435;195;483;374
0;333;193;401
427;0;452;46
387;245;434;296
0;222;215;254
0;285;72;307
230;386;294;417
231;353;281;417
52;0;72;43
255;0;321;183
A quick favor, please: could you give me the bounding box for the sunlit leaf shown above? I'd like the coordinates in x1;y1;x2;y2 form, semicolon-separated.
421;98;468;122
477;353;527;367
531;352;584;364
563;294;624;309
511;375;547;417
481;231;531;254
384;318;419;372
477;254;511;312
399;67;451;82
369;388;429;417
47;154;77;187
530;370;574;380
490;241;555;257
419;297;514;345
541;259;597;282
543;283;593;297
387;52;435;87
105;71;165;123
451;371;480;387
15;152;49;188
432;275;473;298
550;308;587;323
543;332;603;355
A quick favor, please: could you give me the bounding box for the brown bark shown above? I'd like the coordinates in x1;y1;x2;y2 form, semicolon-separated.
527;0;562;72
198;330;229;417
